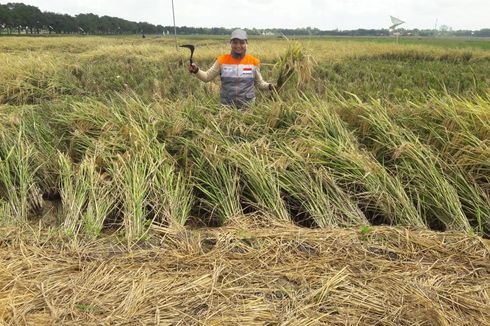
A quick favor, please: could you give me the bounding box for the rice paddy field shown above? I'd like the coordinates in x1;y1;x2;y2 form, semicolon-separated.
0;35;489;325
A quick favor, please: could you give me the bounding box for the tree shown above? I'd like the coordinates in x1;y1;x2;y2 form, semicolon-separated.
5;3;43;33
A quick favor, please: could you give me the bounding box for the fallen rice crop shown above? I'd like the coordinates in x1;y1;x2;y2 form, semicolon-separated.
0;34;489;324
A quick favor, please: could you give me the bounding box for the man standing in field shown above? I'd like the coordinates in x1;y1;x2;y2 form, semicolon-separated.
188;29;274;109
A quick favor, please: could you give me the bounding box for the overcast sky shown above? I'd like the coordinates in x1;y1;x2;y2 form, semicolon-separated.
15;0;490;30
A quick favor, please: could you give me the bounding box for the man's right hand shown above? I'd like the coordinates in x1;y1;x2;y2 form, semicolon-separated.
189;63;199;74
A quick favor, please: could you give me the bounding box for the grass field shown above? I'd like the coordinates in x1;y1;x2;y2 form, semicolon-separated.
0;35;489;324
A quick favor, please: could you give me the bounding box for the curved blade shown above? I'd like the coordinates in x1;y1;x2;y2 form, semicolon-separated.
179;44;195;64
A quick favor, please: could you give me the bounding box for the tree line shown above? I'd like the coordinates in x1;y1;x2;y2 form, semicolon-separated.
1;2;489;37
0;3;166;34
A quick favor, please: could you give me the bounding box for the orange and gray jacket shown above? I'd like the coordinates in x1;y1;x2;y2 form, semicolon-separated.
195;53;271;107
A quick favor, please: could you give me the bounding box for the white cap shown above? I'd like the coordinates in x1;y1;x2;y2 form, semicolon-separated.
230;29;247;40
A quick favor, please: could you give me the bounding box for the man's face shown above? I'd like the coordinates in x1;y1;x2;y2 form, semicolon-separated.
230;39;247;54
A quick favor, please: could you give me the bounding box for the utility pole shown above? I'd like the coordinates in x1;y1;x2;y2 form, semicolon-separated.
172;0;177;50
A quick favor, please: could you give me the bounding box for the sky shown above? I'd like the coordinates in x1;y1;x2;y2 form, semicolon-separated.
12;0;490;30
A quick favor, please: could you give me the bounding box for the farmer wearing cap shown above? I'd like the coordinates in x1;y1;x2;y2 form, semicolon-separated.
189;29;274;109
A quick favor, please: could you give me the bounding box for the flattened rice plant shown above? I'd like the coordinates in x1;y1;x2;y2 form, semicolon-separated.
396;95;490;194
297;98;424;227
277;145;367;227
359;102;470;231
371;96;490;234
229;143;290;221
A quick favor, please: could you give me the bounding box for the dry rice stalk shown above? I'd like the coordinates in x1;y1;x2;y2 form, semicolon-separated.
0;220;489;325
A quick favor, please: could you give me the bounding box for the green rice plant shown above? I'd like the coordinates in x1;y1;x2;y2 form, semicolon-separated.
451;143;490;195
52;100;114;163
0;53;77;105
0;127;41;223
447;167;490;236
192;152;241;225
53;95;163;163
308;140;424;227
277;145;367;227
152;162;194;226
58;152;117;237
2;36;489;236
58;153;88;236
177;117;246;224
359;102;471;231
0;199;10;225
228;143;290;221
395;95;490;194
112;152;152;243
336;93;487;233
19;106;63;192
147;145;194;226
398;99;489;234
82;158;116;238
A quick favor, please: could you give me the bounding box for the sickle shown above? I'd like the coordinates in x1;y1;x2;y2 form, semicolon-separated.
179;44;195;65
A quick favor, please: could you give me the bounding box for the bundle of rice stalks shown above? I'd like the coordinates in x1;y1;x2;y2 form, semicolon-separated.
186;131;241;223
274;41;315;90
192;155;241;225
331;94;489;234
18;106;63;192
